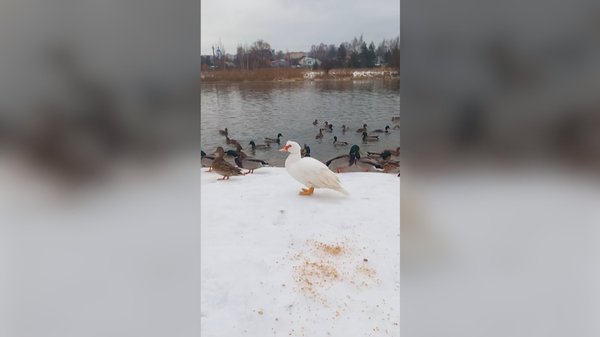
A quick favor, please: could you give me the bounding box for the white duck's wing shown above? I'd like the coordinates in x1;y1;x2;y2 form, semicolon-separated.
292;158;348;194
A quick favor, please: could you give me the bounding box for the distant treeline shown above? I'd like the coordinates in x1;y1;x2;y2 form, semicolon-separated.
202;35;399;71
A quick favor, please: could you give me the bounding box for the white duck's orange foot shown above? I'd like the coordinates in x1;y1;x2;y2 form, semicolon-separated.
298;187;315;196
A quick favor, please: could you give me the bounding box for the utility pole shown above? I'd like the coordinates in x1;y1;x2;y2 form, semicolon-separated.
211;46;215;68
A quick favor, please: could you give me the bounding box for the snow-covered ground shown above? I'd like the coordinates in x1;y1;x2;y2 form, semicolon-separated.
201;167;400;337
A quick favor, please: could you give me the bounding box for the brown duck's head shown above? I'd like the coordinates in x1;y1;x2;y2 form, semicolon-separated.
213;147;225;157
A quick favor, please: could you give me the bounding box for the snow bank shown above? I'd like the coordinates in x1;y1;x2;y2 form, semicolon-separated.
201;167;400;337
303;71;324;79
351;70;399;78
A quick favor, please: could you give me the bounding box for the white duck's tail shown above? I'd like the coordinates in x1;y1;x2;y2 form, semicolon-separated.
324;170;349;195
333;184;349;196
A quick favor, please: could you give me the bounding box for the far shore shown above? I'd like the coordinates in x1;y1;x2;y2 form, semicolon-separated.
201;67;399;83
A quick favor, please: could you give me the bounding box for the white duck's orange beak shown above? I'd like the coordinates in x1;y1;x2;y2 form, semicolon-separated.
279;144;291;152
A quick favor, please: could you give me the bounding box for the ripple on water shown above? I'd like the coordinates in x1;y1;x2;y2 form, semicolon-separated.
201;80;400;167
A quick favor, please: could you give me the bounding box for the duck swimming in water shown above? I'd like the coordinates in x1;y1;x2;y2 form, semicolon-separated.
371;125;390;134
249;140;270;150
301;144;311;157
265;133;283;144
333;136;349;146
218;127;228;136
356;123;368;133
362;131;379;142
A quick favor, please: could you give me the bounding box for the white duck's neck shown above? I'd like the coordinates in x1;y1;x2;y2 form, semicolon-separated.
285;151;301;167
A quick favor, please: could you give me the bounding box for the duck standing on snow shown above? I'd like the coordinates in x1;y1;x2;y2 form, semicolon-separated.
234;151;269;174
381;159;400;173
211;147;245;180
280;141;348;196
326;145;383;173
201;150;215;171
325;145;360;173
265;133;283;144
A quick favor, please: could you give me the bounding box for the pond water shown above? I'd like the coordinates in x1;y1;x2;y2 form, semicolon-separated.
201;80;400;167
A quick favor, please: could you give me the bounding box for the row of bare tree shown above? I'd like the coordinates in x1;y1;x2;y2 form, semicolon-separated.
202;35;400;71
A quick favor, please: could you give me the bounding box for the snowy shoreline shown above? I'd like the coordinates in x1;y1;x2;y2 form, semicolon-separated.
201;167;400;336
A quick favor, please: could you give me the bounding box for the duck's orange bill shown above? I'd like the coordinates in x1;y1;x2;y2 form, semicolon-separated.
279;144;291;152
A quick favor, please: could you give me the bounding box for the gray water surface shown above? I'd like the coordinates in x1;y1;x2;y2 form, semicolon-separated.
201;80;400;167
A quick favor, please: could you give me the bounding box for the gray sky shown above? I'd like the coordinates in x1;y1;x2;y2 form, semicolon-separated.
201;0;399;55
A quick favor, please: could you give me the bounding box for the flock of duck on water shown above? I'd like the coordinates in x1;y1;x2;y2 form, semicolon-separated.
201;116;400;180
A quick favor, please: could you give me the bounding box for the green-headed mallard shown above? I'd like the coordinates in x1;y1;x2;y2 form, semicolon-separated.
333;136;348;146
219;127;228;136
356;123;368;133
367;150;393;160
362;131;379;142
315;128;324;139
249;140;270;150
211;147;245;180
325;145;383;173
325;145;360;173
201;150;215;171
265;133;283;144
371;125;390;133
234;150;269;174
385;146;400;157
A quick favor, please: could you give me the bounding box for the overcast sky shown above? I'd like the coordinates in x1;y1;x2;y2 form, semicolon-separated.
201;0;399;55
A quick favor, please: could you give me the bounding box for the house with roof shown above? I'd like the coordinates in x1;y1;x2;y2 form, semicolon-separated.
298;56;321;68
271;59;290;67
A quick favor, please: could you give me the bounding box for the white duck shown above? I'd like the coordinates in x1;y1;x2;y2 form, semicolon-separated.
279;141;349;196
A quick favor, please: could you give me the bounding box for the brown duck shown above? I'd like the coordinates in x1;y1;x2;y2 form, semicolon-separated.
211;147;245;180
